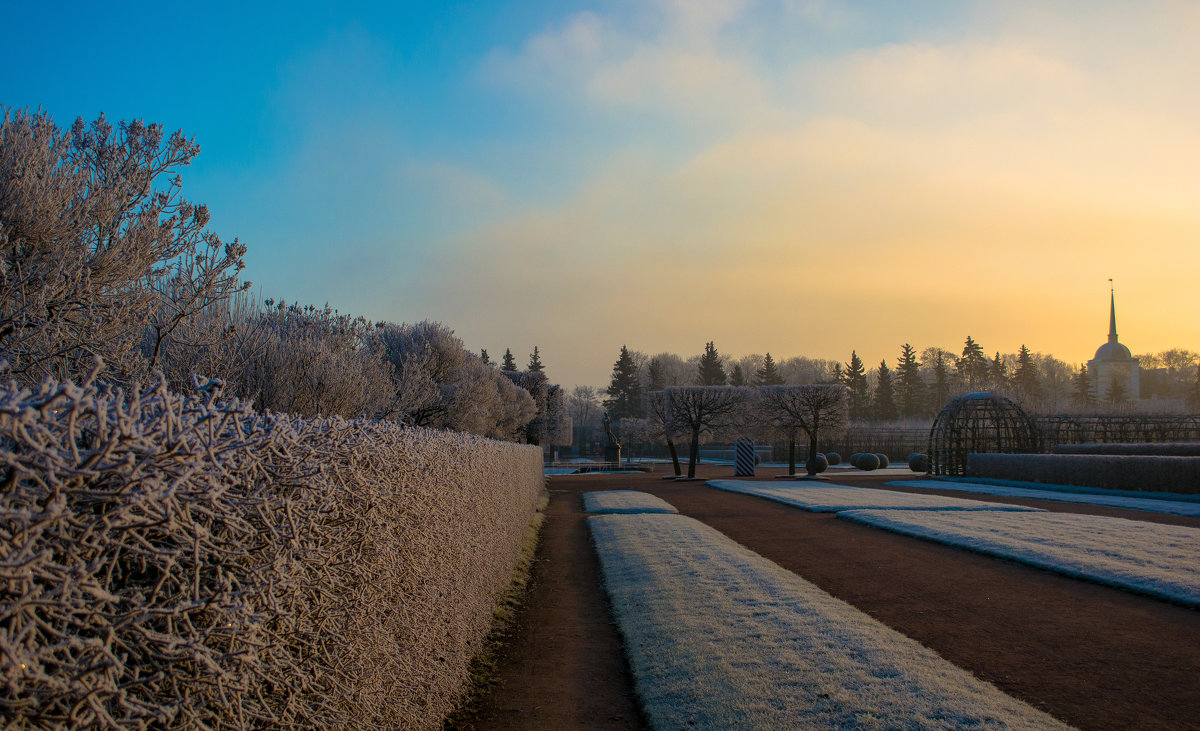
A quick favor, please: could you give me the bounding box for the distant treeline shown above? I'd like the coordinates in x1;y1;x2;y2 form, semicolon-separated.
576;339;1200;428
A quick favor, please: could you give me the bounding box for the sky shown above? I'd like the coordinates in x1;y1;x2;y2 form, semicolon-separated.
4;0;1198;388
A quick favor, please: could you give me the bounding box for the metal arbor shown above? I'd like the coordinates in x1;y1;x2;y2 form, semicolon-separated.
927;392;1040;476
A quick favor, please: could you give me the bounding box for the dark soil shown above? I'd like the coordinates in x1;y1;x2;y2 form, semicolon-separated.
468;465;1200;731
462;482;644;730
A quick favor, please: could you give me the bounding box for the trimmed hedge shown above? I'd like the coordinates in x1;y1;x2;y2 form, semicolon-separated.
1052;442;1200;456
0;375;544;729
966;453;1200;494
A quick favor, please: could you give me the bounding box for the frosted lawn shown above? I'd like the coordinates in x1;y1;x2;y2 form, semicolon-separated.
708;480;1042;513
589;513;1069;730
582;490;679;514
894;479;1200;518
839;510;1200;607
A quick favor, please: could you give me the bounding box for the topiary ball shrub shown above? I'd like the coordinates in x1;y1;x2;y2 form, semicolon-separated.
857;453;880;471
875;453;890;468
806;452;829;474
825;452;841;466
908;453;929;472
849;453;862;468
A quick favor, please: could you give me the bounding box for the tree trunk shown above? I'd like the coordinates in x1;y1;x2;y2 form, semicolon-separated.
788;437;796;476
688;430;701;478
805;432;820;476
667;439;681;476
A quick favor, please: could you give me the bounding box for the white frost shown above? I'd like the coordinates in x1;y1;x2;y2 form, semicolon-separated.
893;479;1200;517
708;480;1042;513
582;490;678;514
839;509;1200;607
589;513;1070;730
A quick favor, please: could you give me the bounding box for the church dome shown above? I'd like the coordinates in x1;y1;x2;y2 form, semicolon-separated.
1093;340;1133;362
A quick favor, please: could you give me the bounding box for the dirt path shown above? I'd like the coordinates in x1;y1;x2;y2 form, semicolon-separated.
464;482;645;730
470;467;1200;730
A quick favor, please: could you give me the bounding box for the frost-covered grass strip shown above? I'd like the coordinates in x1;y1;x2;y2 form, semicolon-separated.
582;490;678;514
893;479;1200;517
589;514;1069;730
708;480;1042;513
839;510;1200;607
903;476;1200;504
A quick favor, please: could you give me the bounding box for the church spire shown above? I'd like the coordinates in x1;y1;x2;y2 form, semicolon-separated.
1108;279;1118;344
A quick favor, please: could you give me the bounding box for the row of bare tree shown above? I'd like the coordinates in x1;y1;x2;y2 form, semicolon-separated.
619;385;849;478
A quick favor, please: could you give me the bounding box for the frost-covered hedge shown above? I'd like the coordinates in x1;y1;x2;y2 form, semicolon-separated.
967;453;1200;494
0;374;543;729
1052;442;1200;456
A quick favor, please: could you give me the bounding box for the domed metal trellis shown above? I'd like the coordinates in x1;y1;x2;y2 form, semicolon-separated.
927;392;1040;476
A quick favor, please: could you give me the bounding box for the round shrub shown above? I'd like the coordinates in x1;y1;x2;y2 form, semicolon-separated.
875;453;890;468
849;453;862;468
857;453;880;471
825;452;841;466
806;452;829;474
908;452;930;472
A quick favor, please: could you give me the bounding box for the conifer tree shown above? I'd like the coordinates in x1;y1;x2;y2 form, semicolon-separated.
990;351;1008;389
528;346;544;373
729;363;747;386
605;345;643;419
1072;363;1094;407
896;343;924;418
754;352;784;386
647;357;666;391
931;351;951;410
501;348;517;371
696;341;727;386
844;351;870;420
1013;345;1041;404
873;360;898;421
958;336;988;389
480;348;490;365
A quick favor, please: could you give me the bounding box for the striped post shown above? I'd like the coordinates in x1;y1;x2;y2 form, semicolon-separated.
734;437;755;476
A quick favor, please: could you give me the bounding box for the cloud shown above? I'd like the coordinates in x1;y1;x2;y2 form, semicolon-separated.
267;2;1200;386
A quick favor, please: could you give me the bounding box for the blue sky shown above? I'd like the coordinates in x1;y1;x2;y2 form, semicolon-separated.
5;1;1198;387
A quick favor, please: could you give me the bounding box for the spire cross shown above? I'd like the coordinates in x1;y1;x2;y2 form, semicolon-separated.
1108;279;1118;344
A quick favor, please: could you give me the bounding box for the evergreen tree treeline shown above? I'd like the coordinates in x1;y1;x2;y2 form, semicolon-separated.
592;337;1200;425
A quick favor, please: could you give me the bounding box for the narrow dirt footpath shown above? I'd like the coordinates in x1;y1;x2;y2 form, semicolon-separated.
464;482;645;730
470;468;1200;730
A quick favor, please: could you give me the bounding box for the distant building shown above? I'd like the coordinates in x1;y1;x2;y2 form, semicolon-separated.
1087;290;1140;401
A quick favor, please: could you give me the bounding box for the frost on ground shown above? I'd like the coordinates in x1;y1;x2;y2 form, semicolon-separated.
589;514;1069;730
708;480;1042;513
839;510;1200;607
894;479;1200;517
582;490;678;514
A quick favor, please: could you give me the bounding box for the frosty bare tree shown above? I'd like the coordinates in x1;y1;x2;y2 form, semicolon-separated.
569;385;599;427
0;109;248;385
241;301;393;418
376;320;538;438
757;385;849;476
665;386;752;478
645;390;683;476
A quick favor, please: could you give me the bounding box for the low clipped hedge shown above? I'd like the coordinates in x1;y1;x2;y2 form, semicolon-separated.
966;453;1200;494
1052;442;1200;456
0;375;544;729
